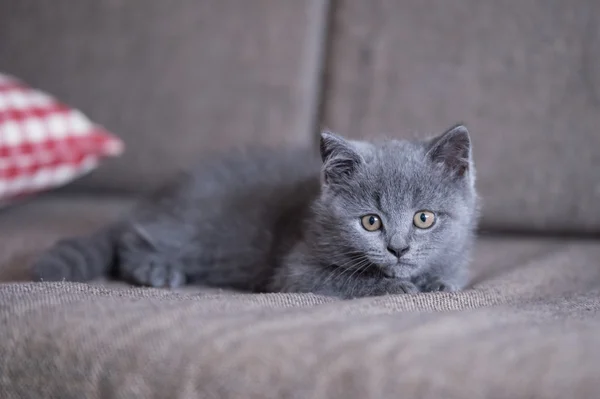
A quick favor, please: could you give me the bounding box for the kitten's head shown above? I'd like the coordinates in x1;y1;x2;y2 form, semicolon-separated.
310;124;479;280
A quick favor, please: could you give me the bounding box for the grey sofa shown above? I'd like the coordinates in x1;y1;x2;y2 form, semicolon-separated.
1;1;599;398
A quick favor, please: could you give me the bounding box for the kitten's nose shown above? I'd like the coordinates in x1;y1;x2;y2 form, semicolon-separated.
387;245;410;258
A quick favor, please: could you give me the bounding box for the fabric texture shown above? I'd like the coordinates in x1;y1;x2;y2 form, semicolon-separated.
2;267;600;398
1;197;600;398
0;73;123;206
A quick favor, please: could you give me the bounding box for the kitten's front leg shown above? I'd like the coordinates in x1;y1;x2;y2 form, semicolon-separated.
121;252;187;289
309;271;420;299
413;273;459;293
117;224;188;289
355;277;420;298
274;258;420;299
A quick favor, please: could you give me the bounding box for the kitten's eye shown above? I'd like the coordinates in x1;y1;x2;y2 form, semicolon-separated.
361;214;382;231
413;211;436;229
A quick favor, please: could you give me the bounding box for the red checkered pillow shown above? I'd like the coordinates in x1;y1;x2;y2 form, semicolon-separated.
0;73;123;206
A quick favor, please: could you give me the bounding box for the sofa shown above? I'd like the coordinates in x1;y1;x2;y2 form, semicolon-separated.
1;1;599;398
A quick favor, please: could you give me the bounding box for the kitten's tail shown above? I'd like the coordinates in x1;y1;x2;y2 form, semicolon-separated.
31;223;123;282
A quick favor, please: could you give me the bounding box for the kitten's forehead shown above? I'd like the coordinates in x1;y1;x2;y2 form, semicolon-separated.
359;139;459;208
376;140;425;166
349;138;428;167
367;139;430;180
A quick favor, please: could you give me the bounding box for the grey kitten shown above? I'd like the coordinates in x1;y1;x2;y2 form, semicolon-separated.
32;124;479;299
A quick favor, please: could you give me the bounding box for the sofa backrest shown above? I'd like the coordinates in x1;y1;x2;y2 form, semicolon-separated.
321;1;600;234
1;0;599;234
0;0;326;192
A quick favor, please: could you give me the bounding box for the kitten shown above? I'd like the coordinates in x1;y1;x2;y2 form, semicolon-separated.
32;124;479;299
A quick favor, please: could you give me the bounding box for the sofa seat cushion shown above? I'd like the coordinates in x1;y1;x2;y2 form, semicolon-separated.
1;280;600;398
1;196;600;398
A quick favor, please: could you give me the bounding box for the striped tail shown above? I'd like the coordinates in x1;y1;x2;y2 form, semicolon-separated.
31;224;121;282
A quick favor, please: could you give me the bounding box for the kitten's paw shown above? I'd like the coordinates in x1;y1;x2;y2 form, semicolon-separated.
421;278;458;293
399;280;419;294
387;279;419;294
122;255;187;288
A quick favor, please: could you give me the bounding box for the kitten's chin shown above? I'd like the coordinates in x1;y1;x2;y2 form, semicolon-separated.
379;267;397;278
378;262;417;279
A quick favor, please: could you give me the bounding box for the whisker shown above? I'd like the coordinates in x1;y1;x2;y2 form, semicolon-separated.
325;252;367;262
340;259;373;292
324;253;367;268
320;254;368;288
350;262;378;297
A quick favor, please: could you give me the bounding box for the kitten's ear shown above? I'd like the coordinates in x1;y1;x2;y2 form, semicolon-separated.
320;131;363;185
427;124;472;178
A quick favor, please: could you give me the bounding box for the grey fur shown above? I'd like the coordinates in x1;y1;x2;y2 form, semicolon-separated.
32;124;479;299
